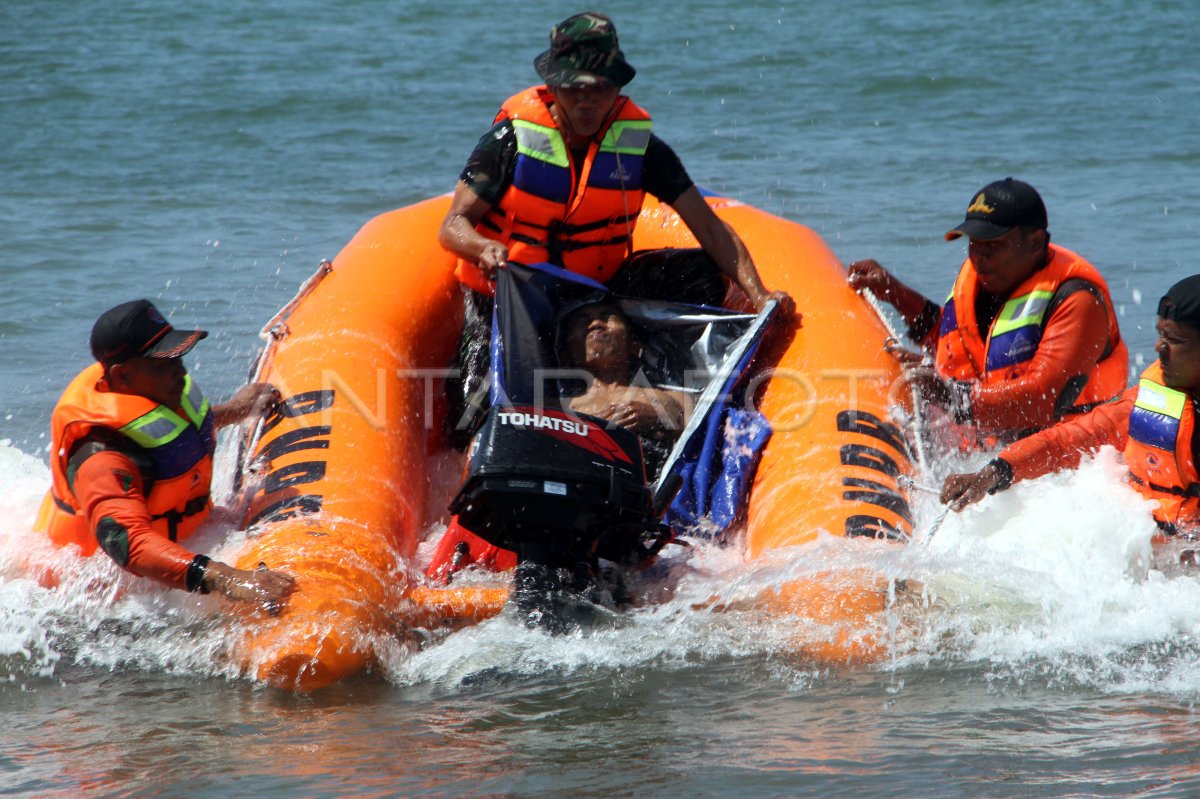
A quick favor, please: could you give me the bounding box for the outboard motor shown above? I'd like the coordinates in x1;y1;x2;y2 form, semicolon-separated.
446;262;777;627
451;404;668;571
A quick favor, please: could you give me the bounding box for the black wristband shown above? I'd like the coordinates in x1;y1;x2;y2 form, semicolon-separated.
186;554;212;594
987;458;1014;493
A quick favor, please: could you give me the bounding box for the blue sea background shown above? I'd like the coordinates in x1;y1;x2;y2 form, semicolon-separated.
2;1;1199;797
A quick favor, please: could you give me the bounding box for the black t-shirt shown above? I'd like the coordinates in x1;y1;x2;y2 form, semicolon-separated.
459;118;694;208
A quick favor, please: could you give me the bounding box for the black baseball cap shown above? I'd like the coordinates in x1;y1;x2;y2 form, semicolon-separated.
945;177;1049;241
1158;275;1200;332
90;299;208;368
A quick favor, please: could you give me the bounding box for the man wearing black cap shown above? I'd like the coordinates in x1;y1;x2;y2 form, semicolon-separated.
848;178;1128;445
34;300;296;609
438;11;793;445
941;275;1200;542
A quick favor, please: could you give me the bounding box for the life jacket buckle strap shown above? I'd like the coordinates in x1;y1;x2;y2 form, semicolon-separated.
1129;474;1198;499
150;496;211;542
51;491;78;515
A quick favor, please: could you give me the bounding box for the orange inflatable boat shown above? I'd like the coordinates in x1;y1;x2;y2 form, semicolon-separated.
224;193;916;690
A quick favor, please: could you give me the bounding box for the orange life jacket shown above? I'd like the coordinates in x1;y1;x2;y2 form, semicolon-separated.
453;85;653;294
34;362;216;554
935;243;1128;416
1124;362;1200;532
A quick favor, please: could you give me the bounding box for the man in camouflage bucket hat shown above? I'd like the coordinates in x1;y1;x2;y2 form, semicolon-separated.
429;11;795;580
532;11;637;88
438;11;795;447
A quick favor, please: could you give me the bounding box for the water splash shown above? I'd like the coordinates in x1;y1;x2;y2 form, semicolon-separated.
5;438;1200;698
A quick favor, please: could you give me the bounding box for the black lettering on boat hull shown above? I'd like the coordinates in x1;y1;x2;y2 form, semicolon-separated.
252;390;337;526
836;409;914;539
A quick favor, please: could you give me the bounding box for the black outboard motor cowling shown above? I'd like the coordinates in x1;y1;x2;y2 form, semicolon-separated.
450;404;661;568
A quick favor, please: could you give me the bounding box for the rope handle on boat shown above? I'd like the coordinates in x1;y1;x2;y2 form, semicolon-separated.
856;285;941;542
897;474;950;543
258;258;334;343
235;259;336;492
857;288;930;462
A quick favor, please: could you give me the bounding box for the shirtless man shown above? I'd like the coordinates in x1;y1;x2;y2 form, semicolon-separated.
562;300;692;440
425;298;689;582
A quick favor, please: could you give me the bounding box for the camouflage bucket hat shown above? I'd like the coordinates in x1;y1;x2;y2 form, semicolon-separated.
534;12;636;88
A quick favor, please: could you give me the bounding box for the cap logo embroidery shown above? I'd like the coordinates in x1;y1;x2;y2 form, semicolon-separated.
966;193;995;215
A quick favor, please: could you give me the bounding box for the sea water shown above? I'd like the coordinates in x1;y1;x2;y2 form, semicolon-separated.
2;1;1200;796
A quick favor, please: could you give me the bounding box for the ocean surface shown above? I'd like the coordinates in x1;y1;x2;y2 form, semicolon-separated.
2;1;1200;796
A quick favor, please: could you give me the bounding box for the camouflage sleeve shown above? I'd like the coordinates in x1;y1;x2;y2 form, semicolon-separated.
459;119;517;207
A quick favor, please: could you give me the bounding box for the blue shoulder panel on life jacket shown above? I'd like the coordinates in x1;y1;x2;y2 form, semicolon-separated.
1128;405;1178;452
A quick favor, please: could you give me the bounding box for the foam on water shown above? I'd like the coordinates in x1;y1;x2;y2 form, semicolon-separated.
0;440;250;684
5;435;1200;698
899;448;1200;695
386;447;1200;698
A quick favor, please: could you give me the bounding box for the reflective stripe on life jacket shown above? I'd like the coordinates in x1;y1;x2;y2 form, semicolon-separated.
34;362;216;555
984;289;1057;372
117;374;212;480
935;243;1128;416
1125;362;1200;532
453;85;652;294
